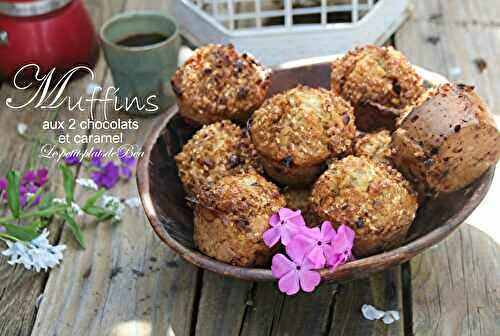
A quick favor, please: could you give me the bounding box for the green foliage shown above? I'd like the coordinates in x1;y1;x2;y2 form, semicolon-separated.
6;171;20;218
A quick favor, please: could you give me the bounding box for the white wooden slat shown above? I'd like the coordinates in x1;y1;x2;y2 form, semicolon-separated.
227;0;235;30
352;0;359;22
284;0;292;28
255;0;262;28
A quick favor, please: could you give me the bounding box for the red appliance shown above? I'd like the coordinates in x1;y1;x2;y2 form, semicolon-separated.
0;0;98;80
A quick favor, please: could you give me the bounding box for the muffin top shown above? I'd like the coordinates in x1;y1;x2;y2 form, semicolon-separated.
250;85;356;166
175;120;261;196
197;172;285;220
171;44;270;124
353;130;392;164
331;45;425;111
311;155;417;234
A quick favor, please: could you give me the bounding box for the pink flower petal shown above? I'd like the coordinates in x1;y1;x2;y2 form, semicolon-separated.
286;240;308;265
263;226;282;247
271;254;295;278
278;208;297;219
269;213;281;227
281;224;302;246
278;270;300;295
301;226;322;240
299;269;321;292
288;213;306;227
331;224;355;254
320;221;336;243
306;246;326;269
338;224;355;244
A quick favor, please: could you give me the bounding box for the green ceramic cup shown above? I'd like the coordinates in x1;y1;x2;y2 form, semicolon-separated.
100;11;180;116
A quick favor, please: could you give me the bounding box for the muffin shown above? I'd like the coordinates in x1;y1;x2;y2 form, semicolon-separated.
171;44;271;125
310;156;418;257
194;172;286;267
391;83;500;193
281;187;317;227
331;45;425;132
250;85;356;186
353;130;392;164
175;120;261;196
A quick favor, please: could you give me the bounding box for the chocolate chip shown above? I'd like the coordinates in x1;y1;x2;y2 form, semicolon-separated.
454;124;461;133
281;155;293;168
342;114;351;125
201;158;215;168
234;60;245;73
355;218;365;228
236;218;250;230
424;158;434;167
430;147;439;155
237;87;248;99
228;154;241;168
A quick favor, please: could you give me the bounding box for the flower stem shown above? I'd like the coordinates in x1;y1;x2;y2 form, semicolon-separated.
0;205;67;225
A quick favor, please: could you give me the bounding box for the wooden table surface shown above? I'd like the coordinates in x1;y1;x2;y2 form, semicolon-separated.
0;0;498;335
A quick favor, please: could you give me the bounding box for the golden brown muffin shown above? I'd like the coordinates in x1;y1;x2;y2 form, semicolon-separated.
194;172;286;267
331;45;425;132
171;44;271;125
250;85;356;186
175;120;261;196
281;187;318;227
353;130;392;164
391;83;500;193
310;156;418;257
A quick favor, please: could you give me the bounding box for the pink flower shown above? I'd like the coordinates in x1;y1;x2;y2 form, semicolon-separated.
271;242;321;295
292;221;336;268
325;224;355;271
263;208;305;247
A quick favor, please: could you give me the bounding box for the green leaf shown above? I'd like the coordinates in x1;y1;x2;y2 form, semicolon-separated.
19;205;67;219
6;171;21;218
2;223;39;241
82;188;106;210
62;210;85;248
83;206;114;221
59;164;74;204
0;232;20;242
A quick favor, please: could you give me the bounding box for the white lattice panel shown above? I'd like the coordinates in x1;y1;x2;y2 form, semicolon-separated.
172;0;411;65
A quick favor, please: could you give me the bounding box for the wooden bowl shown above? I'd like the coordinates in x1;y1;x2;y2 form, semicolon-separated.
137;59;495;282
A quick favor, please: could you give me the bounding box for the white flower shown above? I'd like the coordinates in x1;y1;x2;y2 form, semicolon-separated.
100;195;125;223
53;198;66;205
17;123;28;135
361;304;400;325
1;229;66;272
382;311;400;325
124;197;140;209
76;178;98;191
361;304;385;320
52;198;83;216
70;202;84;217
